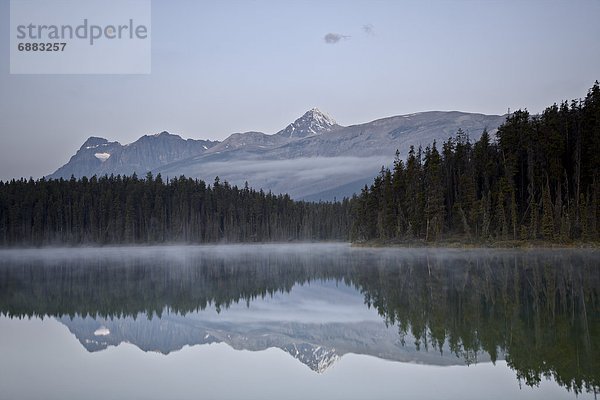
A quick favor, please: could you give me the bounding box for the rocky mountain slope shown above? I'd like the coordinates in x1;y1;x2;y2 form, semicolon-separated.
59;312;494;373
48;109;506;200
49;132;218;179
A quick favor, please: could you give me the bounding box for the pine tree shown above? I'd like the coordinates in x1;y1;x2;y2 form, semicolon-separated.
541;182;555;240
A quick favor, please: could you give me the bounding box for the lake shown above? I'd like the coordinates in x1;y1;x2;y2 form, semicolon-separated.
0;244;598;399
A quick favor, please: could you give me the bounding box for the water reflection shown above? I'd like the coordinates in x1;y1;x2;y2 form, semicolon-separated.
55;281;477;374
0;245;598;394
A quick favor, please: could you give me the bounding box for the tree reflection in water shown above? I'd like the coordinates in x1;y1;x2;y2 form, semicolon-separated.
0;246;597;394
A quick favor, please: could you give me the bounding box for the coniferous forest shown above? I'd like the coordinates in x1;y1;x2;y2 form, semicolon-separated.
352;82;600;243
0;174;351;246
0;83;599;246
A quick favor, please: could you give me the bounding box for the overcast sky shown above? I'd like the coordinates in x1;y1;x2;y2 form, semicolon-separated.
1;0;599;181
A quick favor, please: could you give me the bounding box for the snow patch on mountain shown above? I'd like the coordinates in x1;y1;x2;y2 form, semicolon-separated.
94;153;111;161
94;326;110;336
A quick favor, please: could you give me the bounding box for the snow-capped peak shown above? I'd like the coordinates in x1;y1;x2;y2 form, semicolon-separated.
305;108;337;127
282;342;340;373
276;108;339;139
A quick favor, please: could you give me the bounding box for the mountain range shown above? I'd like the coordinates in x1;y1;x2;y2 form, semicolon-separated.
58;280;497;373
48;109;506;200
60;314;492;373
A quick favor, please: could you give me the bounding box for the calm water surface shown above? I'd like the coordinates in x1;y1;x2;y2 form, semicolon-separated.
0;244;598;399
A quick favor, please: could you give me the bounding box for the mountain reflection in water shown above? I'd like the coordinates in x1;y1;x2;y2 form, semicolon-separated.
0;244;598;395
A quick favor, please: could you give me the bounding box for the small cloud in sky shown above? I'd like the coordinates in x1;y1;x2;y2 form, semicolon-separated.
362;24;374;35
323;33;350;44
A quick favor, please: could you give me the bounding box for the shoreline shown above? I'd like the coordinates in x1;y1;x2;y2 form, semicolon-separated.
351;239;600;249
